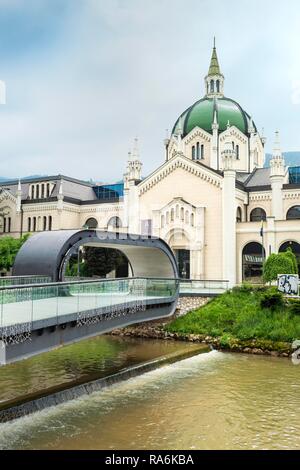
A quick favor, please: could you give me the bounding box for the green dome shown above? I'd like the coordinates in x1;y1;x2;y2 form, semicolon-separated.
172;97;255;137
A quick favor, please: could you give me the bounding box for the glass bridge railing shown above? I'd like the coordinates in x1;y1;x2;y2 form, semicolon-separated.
179;279;229;295
0;277;179;331
0;275;51;287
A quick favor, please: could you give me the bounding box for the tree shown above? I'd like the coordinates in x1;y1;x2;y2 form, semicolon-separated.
0;233;30;272
284;247;298;274
84;247;128;277
263;252;296;283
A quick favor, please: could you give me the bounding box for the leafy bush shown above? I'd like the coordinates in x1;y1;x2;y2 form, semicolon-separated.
260;287;284;311
287;298;300;315
232;282;253;294
263;253;296;283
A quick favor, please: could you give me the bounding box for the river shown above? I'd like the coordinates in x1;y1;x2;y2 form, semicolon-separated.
0;335;300;450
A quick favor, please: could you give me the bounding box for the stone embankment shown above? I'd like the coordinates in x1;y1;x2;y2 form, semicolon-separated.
111;296;292;357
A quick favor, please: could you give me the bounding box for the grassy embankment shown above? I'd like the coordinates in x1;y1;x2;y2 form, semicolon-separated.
165;285;300;353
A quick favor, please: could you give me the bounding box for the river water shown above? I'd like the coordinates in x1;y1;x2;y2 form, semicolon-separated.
1;336;300;450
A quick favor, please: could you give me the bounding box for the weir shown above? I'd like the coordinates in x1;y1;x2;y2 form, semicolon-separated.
0;230;179;365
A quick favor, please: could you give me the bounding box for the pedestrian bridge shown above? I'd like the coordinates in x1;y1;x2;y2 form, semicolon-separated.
0;230;179;365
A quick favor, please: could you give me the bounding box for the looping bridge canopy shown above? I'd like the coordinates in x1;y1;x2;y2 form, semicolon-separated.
13;230;178;281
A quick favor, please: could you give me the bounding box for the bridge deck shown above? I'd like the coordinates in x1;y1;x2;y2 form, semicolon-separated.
0;292;168;329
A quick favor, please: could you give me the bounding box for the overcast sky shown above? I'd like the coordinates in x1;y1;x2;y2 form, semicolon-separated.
0;0;299;182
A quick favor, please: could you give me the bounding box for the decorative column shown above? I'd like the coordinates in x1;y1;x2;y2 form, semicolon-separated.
270;131;285;220
222;124;237;287
211;104;219;170
123;139;142;234
16;179;22;236
57;179;64;229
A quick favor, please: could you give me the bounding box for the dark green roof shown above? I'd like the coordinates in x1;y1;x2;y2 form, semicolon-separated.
172;97;256;136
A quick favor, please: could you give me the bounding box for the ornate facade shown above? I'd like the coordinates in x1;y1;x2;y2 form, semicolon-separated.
1;42;300;286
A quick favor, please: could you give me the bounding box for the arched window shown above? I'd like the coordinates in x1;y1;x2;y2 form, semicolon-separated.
200;144;204;159
242;242;265;282
31;185;34;199
41;184;45;198
36;185;39;199
190;213;194;226
47;183;50;198
180;207;184;221
43;216;47;231
171;208;174;221
216;80;220;93
176;205;179;218
250;208;266;222
33;217;36;232
236;145;240;159
48;216;52;231
279;241;300;256
28;217;31;232
192;145;195;160
286;206;300;220
107;216;122;229
196;142;200;160
161;214;165;228
85;217;98;229
232;141;235;150
185;210;189;224
3;217;6;233
210;80;214;93
7;217;11;233
236;207;242;223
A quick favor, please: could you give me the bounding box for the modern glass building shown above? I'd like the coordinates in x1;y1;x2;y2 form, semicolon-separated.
93;183;124;201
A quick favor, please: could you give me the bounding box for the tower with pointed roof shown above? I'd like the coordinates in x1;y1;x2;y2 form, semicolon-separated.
270;131;285;220
205;38;224;97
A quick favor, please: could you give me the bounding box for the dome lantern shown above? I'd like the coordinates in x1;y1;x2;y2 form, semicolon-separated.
205;38;224;98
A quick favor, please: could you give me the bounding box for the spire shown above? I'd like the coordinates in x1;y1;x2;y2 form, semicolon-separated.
270;130;285;177
127;138;142;181
59;179;63;195
221;122;236;170
205;38;224;97
132;137;139;160
273;130;282;158
17;179;21;192
207;38;221;76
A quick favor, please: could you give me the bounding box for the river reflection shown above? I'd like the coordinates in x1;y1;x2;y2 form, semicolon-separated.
1;344;300;450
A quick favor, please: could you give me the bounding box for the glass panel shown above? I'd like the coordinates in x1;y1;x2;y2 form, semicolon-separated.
57;284;78;319
1;287;32;329
32;285;58;323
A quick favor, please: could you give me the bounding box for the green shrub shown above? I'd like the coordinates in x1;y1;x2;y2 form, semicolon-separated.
260;287;284;311
287;298;300;315
219;333;232;348
232;282;253;294
263;253;296;283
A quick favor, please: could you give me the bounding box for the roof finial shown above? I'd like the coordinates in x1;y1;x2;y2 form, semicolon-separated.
213;36;216;48
132;137;139;160
273;130;282;158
